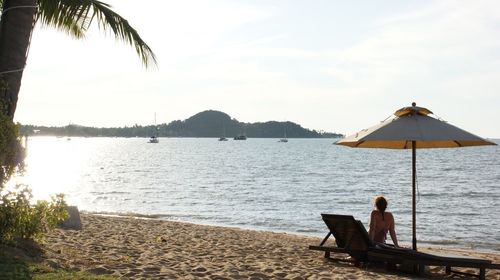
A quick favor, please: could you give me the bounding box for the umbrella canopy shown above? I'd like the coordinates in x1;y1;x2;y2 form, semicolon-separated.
336;102;496;250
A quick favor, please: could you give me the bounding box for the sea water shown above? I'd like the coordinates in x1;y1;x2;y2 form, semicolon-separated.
10;137;500;251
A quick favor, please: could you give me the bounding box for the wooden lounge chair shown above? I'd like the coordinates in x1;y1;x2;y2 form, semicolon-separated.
309;214;500;279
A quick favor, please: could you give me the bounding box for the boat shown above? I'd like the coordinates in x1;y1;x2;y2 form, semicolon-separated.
278;131;288;142
219;123;228;141
234;124;248;140
278;124;288;142
148;135;159;143
148;113;159;143
234;135;247;140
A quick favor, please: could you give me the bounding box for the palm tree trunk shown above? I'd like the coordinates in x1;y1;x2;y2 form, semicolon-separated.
0;0;37;119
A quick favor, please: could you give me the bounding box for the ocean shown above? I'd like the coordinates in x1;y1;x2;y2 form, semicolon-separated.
11;136;500;251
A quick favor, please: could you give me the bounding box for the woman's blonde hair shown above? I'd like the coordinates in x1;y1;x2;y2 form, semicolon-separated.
374;196;388;219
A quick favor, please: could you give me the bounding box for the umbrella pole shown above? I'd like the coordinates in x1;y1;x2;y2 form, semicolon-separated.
412;141;417;251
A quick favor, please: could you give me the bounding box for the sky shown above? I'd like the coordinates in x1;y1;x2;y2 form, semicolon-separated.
14;0;500;138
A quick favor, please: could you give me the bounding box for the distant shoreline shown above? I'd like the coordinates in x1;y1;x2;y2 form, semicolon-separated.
24;135;343;139
19;110;344;138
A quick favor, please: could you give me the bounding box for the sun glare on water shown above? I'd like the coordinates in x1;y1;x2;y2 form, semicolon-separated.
10;137;93;202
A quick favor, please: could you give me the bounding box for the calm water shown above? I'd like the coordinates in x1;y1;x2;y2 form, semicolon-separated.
11;137;500;251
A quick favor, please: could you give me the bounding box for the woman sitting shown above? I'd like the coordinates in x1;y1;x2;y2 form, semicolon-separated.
368;196;399;247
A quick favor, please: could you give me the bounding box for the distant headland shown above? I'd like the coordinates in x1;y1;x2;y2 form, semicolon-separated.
19;110;343;138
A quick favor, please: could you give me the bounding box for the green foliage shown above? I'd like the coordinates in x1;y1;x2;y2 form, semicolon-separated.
0;185;68;243
0;250;31;279
0;112;25;186
0;250;117;280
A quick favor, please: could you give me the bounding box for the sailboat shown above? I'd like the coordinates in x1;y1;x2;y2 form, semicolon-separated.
148;113;159;143
278;123;288;142
234;125;247;140
218;123;228;141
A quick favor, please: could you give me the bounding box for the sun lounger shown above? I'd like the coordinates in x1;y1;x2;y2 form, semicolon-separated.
308;214;372;262
309;214;500;279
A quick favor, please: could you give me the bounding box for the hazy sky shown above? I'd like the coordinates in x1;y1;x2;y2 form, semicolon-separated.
14;0;500;137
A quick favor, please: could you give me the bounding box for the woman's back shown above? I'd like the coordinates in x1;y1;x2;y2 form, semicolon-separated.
369;210;394;243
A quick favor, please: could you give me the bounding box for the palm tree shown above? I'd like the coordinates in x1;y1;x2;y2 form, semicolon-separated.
0;0;157;119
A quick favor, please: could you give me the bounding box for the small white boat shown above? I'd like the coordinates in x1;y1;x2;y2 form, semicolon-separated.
218;137;228;141
148;113;159;143
148;135;159;143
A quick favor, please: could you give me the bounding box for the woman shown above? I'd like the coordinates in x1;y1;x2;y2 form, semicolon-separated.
368;196;399;247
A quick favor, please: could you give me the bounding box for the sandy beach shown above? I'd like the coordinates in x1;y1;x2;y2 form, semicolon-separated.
40;213;499;279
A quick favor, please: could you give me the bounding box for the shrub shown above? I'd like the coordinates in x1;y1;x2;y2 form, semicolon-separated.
0;185;68;243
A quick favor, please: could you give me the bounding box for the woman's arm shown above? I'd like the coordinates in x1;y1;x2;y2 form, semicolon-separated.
388;213;399;247
368;211;376;241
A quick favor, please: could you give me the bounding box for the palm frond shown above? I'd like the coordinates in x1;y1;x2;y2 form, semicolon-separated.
37;0;87;38
37;0;157;68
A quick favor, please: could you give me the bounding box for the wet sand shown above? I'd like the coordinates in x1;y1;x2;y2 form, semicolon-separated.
42;213;500;279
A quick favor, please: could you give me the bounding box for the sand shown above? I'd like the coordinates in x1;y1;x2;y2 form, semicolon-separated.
41;213;500;279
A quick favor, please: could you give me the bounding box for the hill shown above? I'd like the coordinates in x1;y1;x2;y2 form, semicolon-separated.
19;110;343;138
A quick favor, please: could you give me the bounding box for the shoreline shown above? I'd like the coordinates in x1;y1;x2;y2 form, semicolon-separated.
83;210;500;254
41;213;500;279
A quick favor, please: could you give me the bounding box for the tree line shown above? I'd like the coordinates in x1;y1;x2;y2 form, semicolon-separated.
20;110;343;138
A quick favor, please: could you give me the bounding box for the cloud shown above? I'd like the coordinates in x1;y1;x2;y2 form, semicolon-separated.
321;1;500;94
307;1;500;136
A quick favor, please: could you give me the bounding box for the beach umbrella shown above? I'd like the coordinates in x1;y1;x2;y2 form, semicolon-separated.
335;102;496;251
